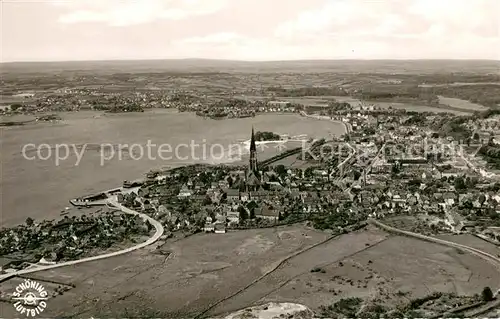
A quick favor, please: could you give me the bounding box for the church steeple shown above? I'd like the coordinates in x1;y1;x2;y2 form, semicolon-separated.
246;126;261;193
250;126;256;153
249;126;258;172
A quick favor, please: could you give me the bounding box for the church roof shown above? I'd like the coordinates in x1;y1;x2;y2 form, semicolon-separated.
247;169;261;185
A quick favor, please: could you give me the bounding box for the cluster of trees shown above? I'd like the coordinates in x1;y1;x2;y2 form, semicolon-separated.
319;297;363;318
192;99;262;118
404;113;428;125
475;109;500;119
452;175;478;190
407;178;422;192
354;84;439;105
272;164;288;179
25;217;34;226
358;91;421;100
211;98;262;108
319;287;496;319
311;207;367;231
9;103;24;111
482;286;494;301
416;73;500;84
432;84;500;107
360;126;376;136
478;145;500;169
266;75;500;108
237;205;255;220
432;116;472;141
106;103;144;113
327;101;352;111
254;131;280;141
303;166;320;178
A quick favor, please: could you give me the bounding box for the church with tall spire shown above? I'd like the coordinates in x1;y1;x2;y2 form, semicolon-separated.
249;126;258;172
246;126;261;192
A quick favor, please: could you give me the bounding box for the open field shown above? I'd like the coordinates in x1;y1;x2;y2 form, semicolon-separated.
3;59;500;76
217;232;499;317
205;226;390;317
235;95;330;107
366;101;468;114
1;224;497;318
420;82;500;88
0;94;35;107
2;61;499;114
239;94;470;114
434;233;500;257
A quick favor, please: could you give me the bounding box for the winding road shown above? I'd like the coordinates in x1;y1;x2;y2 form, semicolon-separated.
0;198;164;282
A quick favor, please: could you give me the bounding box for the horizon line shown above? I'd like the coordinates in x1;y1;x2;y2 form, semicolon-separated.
2;57;500;64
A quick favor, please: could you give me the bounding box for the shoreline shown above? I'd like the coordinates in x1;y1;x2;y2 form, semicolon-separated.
299;110;350;134
2;110;343;227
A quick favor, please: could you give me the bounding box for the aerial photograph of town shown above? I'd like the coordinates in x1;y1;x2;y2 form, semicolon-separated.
1;0;499;318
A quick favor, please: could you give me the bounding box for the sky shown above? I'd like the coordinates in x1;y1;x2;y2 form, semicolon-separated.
1;0;499;62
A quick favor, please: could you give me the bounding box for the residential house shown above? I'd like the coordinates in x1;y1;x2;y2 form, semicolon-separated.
218;180;229;189
138;187;150;197
267;182;284;191
225;189;240;201
255;205;280;222
0;257;17;272
227;211;239;226
406;194;418;206
215;212;226;224
392;194;406;206
445;209;465;232
203;216;215;232
191;194;206;203
240;192;250;202
116;193;124;203
214;222;226;234
158;205;170;216
210;182;219;190
177;185;192;199
249;190;271;201
443;192;458;206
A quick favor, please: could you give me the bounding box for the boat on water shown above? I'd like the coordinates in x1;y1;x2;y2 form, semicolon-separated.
69;199;90;207
146;170;160;179
69;198;107;207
